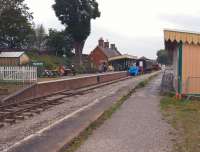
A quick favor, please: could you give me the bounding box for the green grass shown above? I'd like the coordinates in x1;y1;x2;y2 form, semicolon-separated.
136;74;158;89
0;82;24;95
62;74;157;152
160;97;200;152
27;51;71;69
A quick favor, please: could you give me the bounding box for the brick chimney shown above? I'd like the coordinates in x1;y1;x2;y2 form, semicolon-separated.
104;41;109;48
110;44;116;50
98;38;104;47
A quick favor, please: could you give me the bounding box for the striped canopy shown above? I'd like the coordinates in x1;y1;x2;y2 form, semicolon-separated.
164;29;200;44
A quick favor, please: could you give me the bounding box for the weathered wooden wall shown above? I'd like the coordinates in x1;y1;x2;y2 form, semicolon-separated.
182;43;200;94
0;57;19;65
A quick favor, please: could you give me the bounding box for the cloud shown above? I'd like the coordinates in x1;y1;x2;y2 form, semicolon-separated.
84;26;163;59
159;14;200;31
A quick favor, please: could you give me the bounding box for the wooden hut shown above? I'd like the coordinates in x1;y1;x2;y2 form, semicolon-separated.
0;52;30;66
164;29;200;96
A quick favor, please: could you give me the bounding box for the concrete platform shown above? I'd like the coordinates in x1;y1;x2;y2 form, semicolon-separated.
76;75;173;152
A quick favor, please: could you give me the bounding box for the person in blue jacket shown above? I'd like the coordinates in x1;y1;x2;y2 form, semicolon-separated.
128;64;139;76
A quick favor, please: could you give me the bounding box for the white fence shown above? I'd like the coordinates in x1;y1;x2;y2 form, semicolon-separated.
0;66;37;83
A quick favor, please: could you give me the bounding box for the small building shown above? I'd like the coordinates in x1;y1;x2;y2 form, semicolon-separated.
164;29;200;95
89;38;121;67
108;54;137;71
0;52;30;66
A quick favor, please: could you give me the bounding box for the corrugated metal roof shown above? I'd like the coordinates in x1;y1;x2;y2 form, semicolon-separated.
164;29;200;44
0;52;24;58
108;54;138;62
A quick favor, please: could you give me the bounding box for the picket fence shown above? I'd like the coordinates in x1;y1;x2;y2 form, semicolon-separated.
0;66;37;83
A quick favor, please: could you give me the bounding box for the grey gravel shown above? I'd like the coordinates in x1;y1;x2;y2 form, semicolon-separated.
76;75;173;152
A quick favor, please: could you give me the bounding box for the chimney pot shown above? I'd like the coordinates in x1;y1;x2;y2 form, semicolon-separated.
110;44;116;50
104;41;109;48
98;38;104;47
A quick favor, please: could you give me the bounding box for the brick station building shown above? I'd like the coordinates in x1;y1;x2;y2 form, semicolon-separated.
89;38;121;68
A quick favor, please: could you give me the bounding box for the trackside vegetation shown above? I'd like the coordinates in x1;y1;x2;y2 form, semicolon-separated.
160;97;200;152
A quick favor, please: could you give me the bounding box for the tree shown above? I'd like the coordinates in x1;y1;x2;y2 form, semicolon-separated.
34;24;47;51
53;0;101;64
46;29;73;57
157;49;171;65
0;0;34;48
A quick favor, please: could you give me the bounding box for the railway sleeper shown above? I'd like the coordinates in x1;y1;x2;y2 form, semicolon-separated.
30;109;43;114
0;111;11;115
23;112;34;117
48;101;63;105
0;123;4;128
4;108;21;112
19;104;37;107
44;95;67;101
4;119;16;124
15;115;25;120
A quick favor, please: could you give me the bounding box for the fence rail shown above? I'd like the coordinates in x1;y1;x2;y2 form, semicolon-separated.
0;66;37;83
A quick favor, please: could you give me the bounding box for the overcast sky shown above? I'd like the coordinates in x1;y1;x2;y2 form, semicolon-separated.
25;0;200;59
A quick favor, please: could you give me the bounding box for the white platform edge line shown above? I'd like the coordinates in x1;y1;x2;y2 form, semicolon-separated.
3;95;108;152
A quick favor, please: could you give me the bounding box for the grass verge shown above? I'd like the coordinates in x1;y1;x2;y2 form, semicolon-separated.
62;74;158;152
160;96;200;152
0;82;25;95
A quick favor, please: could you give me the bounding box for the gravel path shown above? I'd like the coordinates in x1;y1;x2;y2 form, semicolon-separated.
76;75;173;152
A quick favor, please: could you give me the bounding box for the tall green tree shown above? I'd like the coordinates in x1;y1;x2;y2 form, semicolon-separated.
0;0;34;48
46;29;73;57
53;0;100;64
157;49;171;65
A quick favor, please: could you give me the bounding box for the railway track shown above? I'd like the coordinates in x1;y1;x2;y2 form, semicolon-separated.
0;76;131;128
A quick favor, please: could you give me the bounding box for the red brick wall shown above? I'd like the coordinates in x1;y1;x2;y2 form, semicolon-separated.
2;72;128;104
90;47;108;67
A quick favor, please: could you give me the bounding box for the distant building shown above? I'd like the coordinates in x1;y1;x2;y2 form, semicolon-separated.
136;56;156;73
89;38;121;67
164;29;200;95
108;54;137;71
0;51;30;66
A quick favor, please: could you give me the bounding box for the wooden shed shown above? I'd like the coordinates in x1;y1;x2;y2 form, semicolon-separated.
0;52;30;66
164;29;200;95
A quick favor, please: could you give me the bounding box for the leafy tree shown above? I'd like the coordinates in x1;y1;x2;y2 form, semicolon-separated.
53;0;101;64
157;49;171;65
0;0;33;48
34;24;47;51
46;29;73;57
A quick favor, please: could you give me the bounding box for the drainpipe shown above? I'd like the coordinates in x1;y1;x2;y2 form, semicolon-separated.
178;41;183;97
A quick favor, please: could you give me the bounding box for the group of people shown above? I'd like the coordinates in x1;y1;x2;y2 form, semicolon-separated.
98;62;115;73
58;64;76;76
128;64;140;76
98;62;108;73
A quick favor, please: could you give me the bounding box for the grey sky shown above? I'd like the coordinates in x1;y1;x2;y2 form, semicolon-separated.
25;0;200;59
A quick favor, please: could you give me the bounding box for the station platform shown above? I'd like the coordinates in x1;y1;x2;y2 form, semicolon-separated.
1;72;159;152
